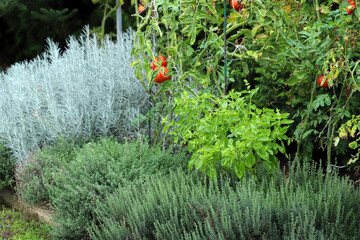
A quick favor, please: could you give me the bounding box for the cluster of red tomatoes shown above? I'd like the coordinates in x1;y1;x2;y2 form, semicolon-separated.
346;0;357;14
152;56;171;83
136;3;170;84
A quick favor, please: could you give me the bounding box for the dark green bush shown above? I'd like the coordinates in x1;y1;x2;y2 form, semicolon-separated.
0;143;14;189
47;137;188;239
90;164;360;240
15;137;81;205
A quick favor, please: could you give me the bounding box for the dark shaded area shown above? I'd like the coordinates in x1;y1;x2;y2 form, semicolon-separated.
0;0;135;69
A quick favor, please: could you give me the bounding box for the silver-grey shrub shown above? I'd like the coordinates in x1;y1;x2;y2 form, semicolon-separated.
0;28;148;164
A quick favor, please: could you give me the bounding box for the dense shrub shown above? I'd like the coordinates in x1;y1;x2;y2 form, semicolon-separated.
46;137;188;239
165;89;293;180
0;27;148;164
15;137;81;205
90;164;360;240
0;143;14;189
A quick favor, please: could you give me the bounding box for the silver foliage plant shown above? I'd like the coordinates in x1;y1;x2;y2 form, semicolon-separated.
0;28;148;164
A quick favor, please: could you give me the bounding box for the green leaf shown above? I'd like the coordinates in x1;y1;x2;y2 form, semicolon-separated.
228;29;251;41
254;0;266;9
242;62;249;75
320;5;330;14
349;141;358;150
129;60;139;67
245;152;256;168
302;129;313;139
255;145;269;161
344;111;351;118
251;24;262;37
324;96;331;106
290;48;299;58
278;142;286;154
281;119;294;125
234;162;246;179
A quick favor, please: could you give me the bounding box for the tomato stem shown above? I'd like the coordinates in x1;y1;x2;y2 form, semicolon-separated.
135;0;139;27
314;0;322;23
212;56;225;96
219;21;247;39
293;76;317;171
326;60;359;168
223;0;228;95
152;103;167;147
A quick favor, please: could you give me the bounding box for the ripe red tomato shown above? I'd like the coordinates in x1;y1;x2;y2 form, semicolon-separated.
347;5;356;10
317;75;329;88
138;5;145;13
347;9;353;14
152;55;167;70
350;1;356;6
154;67;171;83
347;0;351;2
231;0;242;11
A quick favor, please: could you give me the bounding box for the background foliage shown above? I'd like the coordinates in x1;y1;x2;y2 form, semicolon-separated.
0;143;14;189
0;0;135;69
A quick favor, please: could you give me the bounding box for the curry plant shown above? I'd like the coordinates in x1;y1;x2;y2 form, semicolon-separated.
163;86;293;180
0;28;147;163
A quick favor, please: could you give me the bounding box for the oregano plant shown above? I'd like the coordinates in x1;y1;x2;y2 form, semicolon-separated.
163;86;293;179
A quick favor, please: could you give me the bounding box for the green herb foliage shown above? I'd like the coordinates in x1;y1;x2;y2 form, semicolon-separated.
164;88;293;179
0;143;14;189
90;164;360;240
0;206;50;240
46;137;188;239
15;136;82;206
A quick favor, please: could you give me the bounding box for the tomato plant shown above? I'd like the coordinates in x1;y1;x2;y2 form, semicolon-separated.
130;0;360;173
